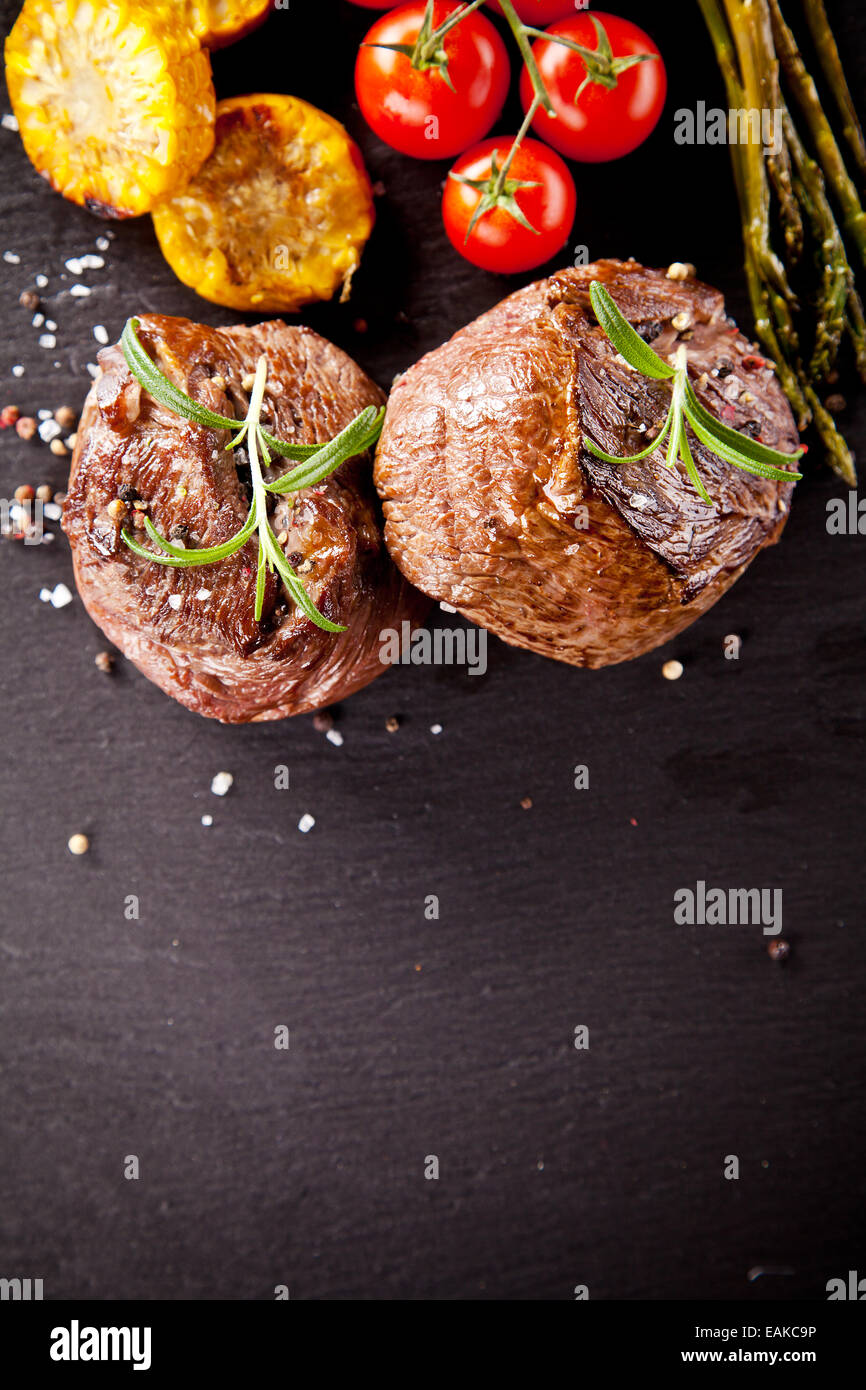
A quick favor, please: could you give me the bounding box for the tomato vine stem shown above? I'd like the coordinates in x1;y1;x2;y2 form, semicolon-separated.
442;0;555;235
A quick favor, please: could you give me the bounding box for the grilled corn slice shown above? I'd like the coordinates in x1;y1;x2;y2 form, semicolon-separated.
5;0;216;218
152;93;375;312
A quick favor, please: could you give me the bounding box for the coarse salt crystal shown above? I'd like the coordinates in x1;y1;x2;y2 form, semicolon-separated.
430;723;443;735
86;363;99;378
298;813;315;833
38;408;52;419
65;257;84;274
50;583;72;608
12;365;24;377
38;419;61;442
195;587;211;601
167;593;182;610
81;254;104;270
211;771;233;796
3;251;20;264
93;325;109;345
35;274;47;288
43;502;62;521
201;814;213;827
96;237;110;252
326;729;344;747
70;284;91;297
38;333;56;349
39;587;52;603
439;601;457;613
45;319;56;331
1;113;19;131
32;313;44;327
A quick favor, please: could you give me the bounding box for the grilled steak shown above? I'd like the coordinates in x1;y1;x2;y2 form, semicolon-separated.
374;259;801;668
63;314;425;721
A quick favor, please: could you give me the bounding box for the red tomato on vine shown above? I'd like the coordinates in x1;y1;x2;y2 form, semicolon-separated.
355;1;510;160
520;11;667;162
442;136;576;273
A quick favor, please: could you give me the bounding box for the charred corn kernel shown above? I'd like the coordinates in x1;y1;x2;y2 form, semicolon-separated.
152;93;374;313
5;0;216;218
183;0;272;49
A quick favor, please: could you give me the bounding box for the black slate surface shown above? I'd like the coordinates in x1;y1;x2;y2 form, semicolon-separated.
0;0;864;1302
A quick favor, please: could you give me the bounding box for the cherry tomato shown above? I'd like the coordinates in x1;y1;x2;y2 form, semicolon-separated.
486;1;581;21
355;1;510;160
519;12;666;162
442;136;576;273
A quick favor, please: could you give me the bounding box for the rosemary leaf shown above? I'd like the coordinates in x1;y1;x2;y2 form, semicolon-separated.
683;380;804;471
122;319;238;433
143;509;257;562
582;405;674;465
677;425;715;506
120;529;229;569
262;528;346;633
266;408;384;495
589;282;676;380
254;540;267;623
685;412;801;481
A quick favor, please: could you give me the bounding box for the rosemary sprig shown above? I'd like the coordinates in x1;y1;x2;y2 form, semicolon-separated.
582;282;804;507
120;317;355;463
118;317;385;632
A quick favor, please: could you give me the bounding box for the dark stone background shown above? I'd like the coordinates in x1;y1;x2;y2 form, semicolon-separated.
0;0;863;1300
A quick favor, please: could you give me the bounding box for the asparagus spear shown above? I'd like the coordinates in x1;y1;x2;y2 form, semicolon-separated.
713;1;807;415
697;0;863;483
768;0;866;265
784;111;850;383
803;383;856;488
801;0;866;181
749;0;803;264
845;285;866;380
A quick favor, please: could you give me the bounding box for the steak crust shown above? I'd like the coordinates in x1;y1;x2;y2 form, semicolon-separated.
63;314;425;721
374;260;800;668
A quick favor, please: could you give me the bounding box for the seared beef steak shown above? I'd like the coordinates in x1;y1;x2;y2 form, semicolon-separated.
64;315;425;721
374;259;800;668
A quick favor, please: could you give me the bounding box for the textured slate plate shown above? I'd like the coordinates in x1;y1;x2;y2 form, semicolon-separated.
0;0;864;1300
